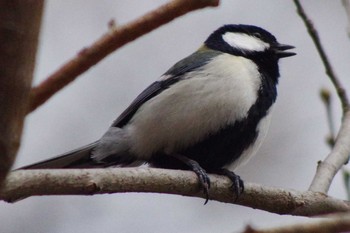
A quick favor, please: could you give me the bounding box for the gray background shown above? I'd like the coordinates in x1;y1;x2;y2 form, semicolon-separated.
2;1;350;232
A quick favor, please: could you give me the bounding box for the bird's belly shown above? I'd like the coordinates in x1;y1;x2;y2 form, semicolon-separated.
148;108;272;171
151;108;270;172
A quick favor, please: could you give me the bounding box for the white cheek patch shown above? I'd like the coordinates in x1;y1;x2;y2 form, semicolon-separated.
222;32;270;52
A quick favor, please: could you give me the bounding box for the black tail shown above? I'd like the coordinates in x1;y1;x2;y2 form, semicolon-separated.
19;141;102;169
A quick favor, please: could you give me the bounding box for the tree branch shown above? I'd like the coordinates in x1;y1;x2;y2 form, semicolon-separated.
244;212;350;233
342;0;350;38
294;0;350;113
0;1;44;188
293;0;350;194
1;168;349;217
309;112;350;193
28;0;219;113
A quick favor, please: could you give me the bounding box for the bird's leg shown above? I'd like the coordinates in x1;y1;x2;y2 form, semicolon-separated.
213;168;244;201
169;153;211;204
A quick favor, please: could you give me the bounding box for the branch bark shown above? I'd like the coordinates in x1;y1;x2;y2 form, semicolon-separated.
0;1;44;188
1;168;350;217
28;0;219;113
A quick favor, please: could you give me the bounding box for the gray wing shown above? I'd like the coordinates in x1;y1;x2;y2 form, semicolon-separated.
112;48;220;128
112;81;171;127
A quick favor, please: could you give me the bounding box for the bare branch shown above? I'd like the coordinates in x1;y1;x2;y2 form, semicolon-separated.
309;112;350;193
320;88;335;147
28;0;219;113
0;1;44;188
1;168;350;217
342;0;350;37
294;0;350;113
244;212;350;233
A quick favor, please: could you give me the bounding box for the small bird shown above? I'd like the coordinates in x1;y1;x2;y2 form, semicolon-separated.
20;24;295;203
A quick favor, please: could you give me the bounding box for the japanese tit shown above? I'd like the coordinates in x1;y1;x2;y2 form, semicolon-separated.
20;24;295;202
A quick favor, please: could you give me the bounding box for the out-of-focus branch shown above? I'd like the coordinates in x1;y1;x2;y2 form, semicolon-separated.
320;88;335;147
28;0;219;113
0;1;44;188
293;0;350;194
342;0;350;37
244;212;350;233
1;168;350;217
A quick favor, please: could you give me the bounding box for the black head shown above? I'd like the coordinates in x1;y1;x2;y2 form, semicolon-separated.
204;24;296;60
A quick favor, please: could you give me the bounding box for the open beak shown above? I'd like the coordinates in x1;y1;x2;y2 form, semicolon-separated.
273;43;296;58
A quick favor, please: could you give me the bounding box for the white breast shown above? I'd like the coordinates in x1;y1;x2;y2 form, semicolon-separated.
126;53;262;159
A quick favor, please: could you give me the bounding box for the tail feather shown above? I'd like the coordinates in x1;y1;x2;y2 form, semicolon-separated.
19;141;100;169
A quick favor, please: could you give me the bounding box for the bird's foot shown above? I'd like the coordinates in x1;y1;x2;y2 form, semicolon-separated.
214;168;244;201
170;154;211;204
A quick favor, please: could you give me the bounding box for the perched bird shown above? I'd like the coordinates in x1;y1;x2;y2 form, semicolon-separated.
20;24;295;202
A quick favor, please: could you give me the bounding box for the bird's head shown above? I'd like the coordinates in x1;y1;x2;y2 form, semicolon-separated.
204;24;296;60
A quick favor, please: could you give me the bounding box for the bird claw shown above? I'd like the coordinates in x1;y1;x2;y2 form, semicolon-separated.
215;168;244;201
193;166;211;204
170;154;211;204
230;173;244;201
185;159;211;204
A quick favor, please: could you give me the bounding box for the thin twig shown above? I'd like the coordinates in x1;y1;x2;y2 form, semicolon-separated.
320;88;335;147
342;0;350;38
294;0;350;113
1;168;350;217
28;0;219;113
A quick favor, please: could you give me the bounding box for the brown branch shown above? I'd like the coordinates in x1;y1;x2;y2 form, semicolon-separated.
1;168;350;217
0;1;44;188
244;212;350;233
293;0;350;194
28;0;219;113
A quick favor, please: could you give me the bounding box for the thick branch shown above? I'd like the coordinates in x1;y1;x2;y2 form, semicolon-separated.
0;1;44;188
1;168;349;217
244;212;350;233
28;0;219;113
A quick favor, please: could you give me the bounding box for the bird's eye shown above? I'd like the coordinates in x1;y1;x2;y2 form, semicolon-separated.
253;33;262;39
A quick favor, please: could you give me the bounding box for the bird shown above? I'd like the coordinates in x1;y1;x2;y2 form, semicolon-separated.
20;24;295;203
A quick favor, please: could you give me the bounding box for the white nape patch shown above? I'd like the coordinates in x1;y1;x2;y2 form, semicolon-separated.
226;107;273;171
222;32;270;52
125;54;262;158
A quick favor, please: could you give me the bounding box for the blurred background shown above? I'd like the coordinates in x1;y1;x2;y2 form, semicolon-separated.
2;1;350;232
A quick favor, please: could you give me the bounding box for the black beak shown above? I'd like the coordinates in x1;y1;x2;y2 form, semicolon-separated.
273;43;296;58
